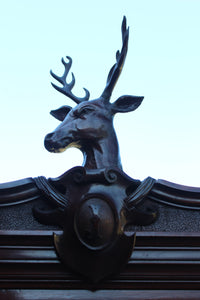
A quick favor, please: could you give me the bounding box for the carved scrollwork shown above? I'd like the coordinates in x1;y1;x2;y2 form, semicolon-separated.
104;168;118;183
0;15;199;284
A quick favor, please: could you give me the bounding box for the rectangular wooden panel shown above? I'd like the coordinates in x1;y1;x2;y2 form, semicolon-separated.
0;230;200;297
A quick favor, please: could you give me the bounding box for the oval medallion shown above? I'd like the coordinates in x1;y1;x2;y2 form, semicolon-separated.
74;197;116;250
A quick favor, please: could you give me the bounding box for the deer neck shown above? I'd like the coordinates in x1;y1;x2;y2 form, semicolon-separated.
81;131;122;170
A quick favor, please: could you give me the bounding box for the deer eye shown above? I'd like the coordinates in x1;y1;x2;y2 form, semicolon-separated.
77;107;94;118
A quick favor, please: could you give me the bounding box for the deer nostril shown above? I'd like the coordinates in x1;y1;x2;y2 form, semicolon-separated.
45;132;54;141
44;133;55;151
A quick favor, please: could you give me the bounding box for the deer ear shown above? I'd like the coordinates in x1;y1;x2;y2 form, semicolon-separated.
50;105;72;121
111;95;144;114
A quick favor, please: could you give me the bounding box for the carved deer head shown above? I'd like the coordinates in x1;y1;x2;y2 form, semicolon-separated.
45;17;143;170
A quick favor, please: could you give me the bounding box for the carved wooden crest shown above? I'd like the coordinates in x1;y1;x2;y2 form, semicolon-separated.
0;16;200;284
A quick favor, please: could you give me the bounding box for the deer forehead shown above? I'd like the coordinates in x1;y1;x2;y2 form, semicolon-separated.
72;100;110;116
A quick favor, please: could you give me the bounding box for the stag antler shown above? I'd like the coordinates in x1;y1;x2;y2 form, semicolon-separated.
101;16;129;101
50;56;90;104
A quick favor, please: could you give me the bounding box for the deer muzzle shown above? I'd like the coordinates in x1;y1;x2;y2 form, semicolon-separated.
44;132;75;153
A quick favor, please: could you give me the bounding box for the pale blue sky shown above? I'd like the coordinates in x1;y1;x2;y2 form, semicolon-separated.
0;0;200;186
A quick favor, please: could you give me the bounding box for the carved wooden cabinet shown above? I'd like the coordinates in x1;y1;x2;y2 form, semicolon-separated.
1;16;200;299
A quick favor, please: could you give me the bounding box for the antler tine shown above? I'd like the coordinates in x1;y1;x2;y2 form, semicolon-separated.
50;56;90;104
101;16;129;101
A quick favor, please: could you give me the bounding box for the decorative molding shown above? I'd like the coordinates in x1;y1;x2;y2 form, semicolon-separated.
0;178;40;207
0;16;200;293
149;179;200;210
0;230;200;291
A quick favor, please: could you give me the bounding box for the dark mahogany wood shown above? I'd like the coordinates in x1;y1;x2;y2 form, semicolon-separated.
45;17;143;171
1;290;200;300
149;179;200;209
0;15;200;299
1;230;200;292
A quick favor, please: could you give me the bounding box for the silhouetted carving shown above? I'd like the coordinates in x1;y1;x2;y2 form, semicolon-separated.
0;16;200;284
34;16;158;281
34;167;156;281
44;17;143;170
